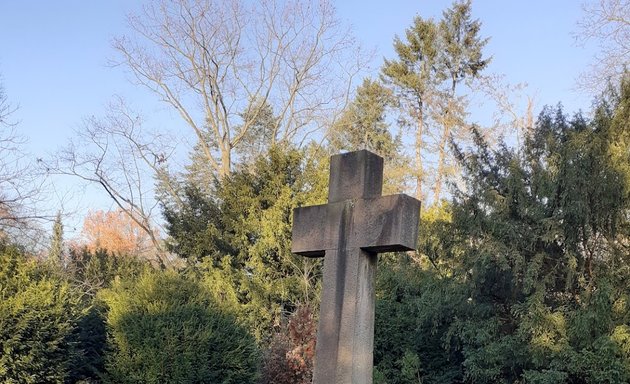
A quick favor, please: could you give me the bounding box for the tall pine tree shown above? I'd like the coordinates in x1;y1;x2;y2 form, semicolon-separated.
382;0;489;202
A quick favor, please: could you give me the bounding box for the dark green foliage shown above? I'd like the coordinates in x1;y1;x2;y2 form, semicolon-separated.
163;145;327;339
447;82;630;384
64;248;149;383
374;253;466;384
68;303;108;383
216;146;325;338
382;0;490;115
0;243;83;383
438;0;490;88
374;78;630;383
67;247;150;297
382;14;438;103
330;78;398;155
101;269;260;384
163;185;232;263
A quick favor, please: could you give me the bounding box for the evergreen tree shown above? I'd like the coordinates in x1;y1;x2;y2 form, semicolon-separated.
234;98;281;166
432;0;490;201
382;13;439;200
374;77;630;383
382;0;490;202
50;211;64;265
184;99;281;196
65;248;151;382
330;78;396;155
67;246;150;297
163;145;328;339
329;78;409;193
0;243;83;383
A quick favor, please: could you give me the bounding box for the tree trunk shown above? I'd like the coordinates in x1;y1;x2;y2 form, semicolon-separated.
415;108;424;201
433;121;451;203
220;144;232;178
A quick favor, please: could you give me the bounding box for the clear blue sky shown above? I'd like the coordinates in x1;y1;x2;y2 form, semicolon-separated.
0;0;597;236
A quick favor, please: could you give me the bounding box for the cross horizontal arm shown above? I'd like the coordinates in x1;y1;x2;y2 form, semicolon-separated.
292;204;330;257
353;194;420;253
291;194;420;257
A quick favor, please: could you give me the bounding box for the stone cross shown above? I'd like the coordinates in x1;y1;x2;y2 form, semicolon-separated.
292;150;420;384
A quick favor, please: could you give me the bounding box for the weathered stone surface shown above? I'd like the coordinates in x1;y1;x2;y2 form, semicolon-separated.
353;194;420;252
328;150;383;202
291;195;419;256
291;150;420;384
315;247;376;384
291;204;329;257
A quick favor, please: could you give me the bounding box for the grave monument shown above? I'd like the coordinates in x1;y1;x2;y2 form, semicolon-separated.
292;150;421;384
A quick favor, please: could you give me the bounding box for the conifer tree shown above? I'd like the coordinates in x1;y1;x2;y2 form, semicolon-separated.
163;145;327;339
374;77;630;383
0;243;83;383
432;0;489;201
330;78;396;155
329;78;409;192
101;270;260;383
382;15;439;200
382;0;489;202
50;211;64;265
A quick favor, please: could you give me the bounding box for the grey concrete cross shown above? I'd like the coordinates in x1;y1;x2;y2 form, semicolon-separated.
292;150;421;384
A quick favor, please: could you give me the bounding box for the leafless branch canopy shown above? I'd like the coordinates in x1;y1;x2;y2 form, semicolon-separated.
0;83;50;243
575;0;630;93
112;0;364;177
46;97;176;266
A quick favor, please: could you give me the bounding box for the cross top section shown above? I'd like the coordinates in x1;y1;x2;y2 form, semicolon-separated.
328;150;383;202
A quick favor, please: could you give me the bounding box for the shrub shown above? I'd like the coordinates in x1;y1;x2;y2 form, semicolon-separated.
259;305;317;384
101;270;260;383
0;244;82;383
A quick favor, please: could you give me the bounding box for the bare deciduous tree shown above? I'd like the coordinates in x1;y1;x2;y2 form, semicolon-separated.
575;0;630;92
0;83;17;127
46;97;176;267
112;0;364;179
0;82;49;242
476;74;537;145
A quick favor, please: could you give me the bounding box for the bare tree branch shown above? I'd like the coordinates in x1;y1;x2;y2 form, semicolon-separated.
475;74;537;145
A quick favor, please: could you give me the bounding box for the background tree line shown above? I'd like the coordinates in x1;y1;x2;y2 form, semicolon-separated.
1;0;629;382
